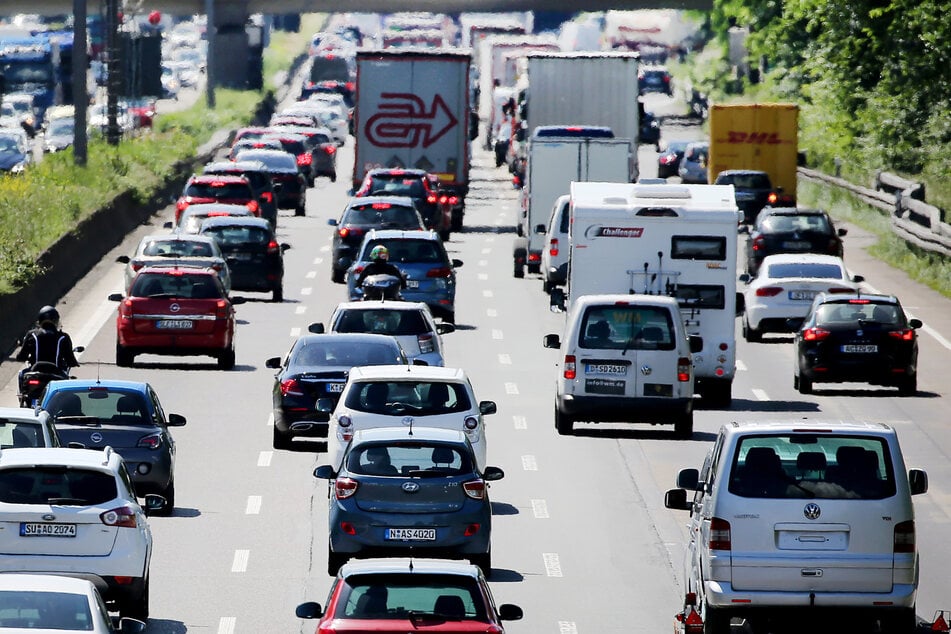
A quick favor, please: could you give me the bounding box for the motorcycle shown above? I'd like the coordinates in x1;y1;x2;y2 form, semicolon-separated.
359;273;404;302
16;346;84;408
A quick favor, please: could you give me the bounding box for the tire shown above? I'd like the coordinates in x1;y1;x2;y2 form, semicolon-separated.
798;373;813;394
272;425;293;451
330;172;337;183
674;410;693;439
742;315;762;343
513;247;526;279
439;229;450;242
702;605;730;634
295;206;306;217
879;607;917;634
527;262;541;275
442;311;455;325
217;347;236;371
331;268;345;284
513;264;524;278
450;209;463;232
470;550;492;578
793;374;800;390
898;374;917;396
155;479;175;516
555;407;573;435
122;579;149;621
272;284;283;303
116;343;134;368
327;546;348;576
542;279;551;294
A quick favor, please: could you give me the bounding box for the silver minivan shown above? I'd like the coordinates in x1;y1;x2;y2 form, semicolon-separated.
665;420;928;634
543;294;701;437
535;194;570;294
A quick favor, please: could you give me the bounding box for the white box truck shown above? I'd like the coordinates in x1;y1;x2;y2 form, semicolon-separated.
513;130;633;278
560;181;743;406
353;49;473;230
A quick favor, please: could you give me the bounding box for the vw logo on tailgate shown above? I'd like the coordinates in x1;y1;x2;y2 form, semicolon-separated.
803;503;821;520
401;482;420;493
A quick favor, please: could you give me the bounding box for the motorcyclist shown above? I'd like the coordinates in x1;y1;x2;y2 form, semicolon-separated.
355;246;406;290
16;306;80;393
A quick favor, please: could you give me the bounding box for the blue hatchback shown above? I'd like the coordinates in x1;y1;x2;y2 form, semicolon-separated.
346;230;462;323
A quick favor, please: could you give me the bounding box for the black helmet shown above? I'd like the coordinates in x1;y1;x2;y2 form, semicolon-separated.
37;305;60;329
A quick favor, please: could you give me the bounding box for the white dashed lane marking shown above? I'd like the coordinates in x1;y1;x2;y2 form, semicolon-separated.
543;552;563;577
295;306;306;315
481;248;491;254
487;309;497;317
505;382;519;395
558;621;577;634
736;360;748;372
483;290;494;298
217;617;236;634
498;354;511;365
231;550;249;573
319;245;330;252
521;455;537;471
290;327;301;337
246;496;262;515
257;452;272;467
531;499;549;518
306;271;316;279
478;260;488;267
478;273;488;280
266;413;274;427
513;415;526;430
491;329;503;340
752;388;770;401
312;257;323;265
301;287;312;296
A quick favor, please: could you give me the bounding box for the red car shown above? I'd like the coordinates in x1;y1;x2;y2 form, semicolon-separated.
295;558;523;633
175;174;259;225
108;266;244;370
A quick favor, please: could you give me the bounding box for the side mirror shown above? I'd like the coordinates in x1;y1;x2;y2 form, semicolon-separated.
482;466;504;481
737;225;749;234
451;259;463;268
281;243;291;252
116;255;131;264
117;617;148;633
852;274;865;283
689;335;703;353
735;293;745;315
837;228;848;236
327;218;338;226
436;323;455;335
313;465;336;480
265;356;281;369
543;334;560;349
308;323;325;334
163;221;173;229
534;224;546;234
107;293;124;302
167;413;186;427
909;318;923;329
479;401;497;415
909;468;928;495
498;604;523;621
315;397;334;413
676;468;700;490
664;488;691;511
230;296;247;305
143;494;167;516
738;273;751;284
295;602;324;619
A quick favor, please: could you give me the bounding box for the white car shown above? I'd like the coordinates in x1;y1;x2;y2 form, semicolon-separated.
323;365;496;470
741;253;864;342
0;407;61;448
0;447;164;620
281;103;348;145
304;92;350;126
0;574;146;633
316;300;453;367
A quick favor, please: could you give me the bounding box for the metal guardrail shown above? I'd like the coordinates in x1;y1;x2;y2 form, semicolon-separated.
798;167;951;258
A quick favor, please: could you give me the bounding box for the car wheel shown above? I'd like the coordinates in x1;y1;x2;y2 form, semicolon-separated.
272;284;283;302
793;373;800;390
330;172;337;183
439;228;450;242
702;605;730;634
295;205;306;217
450;209;463;232
272;425;293;451
798;373;813;395
218;347;236;371
898;374;917;396
331;268;345;284
156;479;175;516
470;550;491;578
116;343;134;368
327;546;348;576
674;410;693;439
878;607;917;634
555;407;573;435
513;246;526;279
742;315;762;343
443;311;455;325
527;262;541;275
122;579;149;621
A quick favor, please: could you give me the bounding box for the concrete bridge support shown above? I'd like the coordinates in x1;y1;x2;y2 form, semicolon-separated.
208;0;262;89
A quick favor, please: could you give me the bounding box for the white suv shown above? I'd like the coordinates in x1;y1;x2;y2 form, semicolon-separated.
322;365;496;470
0;447;163;620
664;421;928;634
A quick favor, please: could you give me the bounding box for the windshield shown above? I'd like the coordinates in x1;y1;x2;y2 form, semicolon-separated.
363;239;444;263
201;225;269;247
142;239;214;257
290;341;401;367
767;262;844;279
0;589;94;629
579;305;676;350
762;214;832;233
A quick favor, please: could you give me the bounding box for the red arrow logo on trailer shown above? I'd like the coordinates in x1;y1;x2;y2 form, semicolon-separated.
365;93;458;148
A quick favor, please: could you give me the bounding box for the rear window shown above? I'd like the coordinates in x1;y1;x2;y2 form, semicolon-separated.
202;225;270;247
814;301;901;326
367;177;427;198
579;305;676;351
335;574;485;619
0;420;45;448
0;467;118;505
727;434;896;499
289;341;402;367
236;151;297;172
761;214;832;234
130;272;223;299
345;381;471;415
334;309;430;336
185;182;252;199
343;206;420;227
0;590;94;630
142;239;214;257
363;239;444;263
767;262;844;279
46;389;153;425
716;173;771;189
346;442;472;476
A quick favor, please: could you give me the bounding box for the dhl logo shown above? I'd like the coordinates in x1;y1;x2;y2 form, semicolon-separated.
724;131;788;144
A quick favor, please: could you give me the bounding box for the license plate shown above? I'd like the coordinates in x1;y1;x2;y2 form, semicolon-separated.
231;253;254;261
20;523;77;537
325;382;345;393
156;320;194;329
385;528;436;541
842;344;878;353
782;241;811;250
405;280;419;288
788;290;818;300
585;363;627;375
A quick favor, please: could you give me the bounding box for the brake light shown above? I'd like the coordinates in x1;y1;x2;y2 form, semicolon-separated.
427;194;437;204
549;238;559;257
755;286;783;297
247;201;259;215
297;153;312;166
848;299;870;304
677;357;692;382
660;155;676;165
119;299;133;318
418;334;435;354
137;433;163;450
709;517;731;550
26;378;42;387
267;240;280;255
426;267;452;278
345;82;355;91
215;299;230;319
564;355;576;380
462;480;487;500
131;263;144;272
324;145;336;155
371;203;392;210
803;327;831;341
894;520;915;553
280;379;304;396
528;252;541;262
767;192;779;205
334;478;358;499
751;236;765;251
101;506;137;528
888;329;915;341
463;523;481;535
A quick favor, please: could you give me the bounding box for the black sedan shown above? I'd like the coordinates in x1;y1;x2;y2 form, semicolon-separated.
265;333;409;450
792;293;921;395
199;216;289;302
232;148;308;216
744;207;847;275
714;169;784;224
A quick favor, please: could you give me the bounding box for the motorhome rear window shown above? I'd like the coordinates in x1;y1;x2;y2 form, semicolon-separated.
727;434;896;499
671;236;727;261
674;284;725;310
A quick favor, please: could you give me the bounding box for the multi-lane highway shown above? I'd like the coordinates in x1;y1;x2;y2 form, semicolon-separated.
2;103;950;634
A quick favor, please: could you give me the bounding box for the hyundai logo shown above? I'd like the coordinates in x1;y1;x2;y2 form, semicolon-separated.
170;303;181;313
640;365;653;376
401;482;420;493
804;503;821;520
90;432;103;444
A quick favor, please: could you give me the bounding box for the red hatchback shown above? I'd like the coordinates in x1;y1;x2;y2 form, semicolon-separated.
108;266;245;370
175;174;259;226
295;558;523;634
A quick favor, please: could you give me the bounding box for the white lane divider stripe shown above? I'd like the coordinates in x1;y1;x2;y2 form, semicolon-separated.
257;452;272;467
513;415;526;430
531;499;549;518
231;549;249;572
478;260;488;267
295;306;307;315
752;388;770;401
483;289;494;298
558;621;577;634
319;245;330;252
217;617;236;634
246;496;262;515
543;553;563;577
290;327;301;337
505;382;519;395
312;257;323;265
301;287;313;296
487;308;498;317
266;413;273;427
498;354;511;365
492;329;503;340
73;299;118;353
306;271;316;279
521;455;537;471
478;273;489;281
481;248;492;254
736;359;748;372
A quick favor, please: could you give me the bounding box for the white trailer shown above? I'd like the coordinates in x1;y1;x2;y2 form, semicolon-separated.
513;134;633;277
561;181;743;406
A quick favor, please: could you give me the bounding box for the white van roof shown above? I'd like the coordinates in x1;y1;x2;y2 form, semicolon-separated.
570;181;739;213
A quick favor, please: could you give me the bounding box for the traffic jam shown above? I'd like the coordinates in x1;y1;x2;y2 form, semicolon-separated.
2;9;950;634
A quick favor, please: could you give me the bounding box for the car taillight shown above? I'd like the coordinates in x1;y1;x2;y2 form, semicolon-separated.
297;153;312;166
660;155;676;165
549;238;559;257
26;378;42;387
803;327;831;341
894;520;915;553
267;240;280;255
427;194;437;204
418;334;435;354
564;355;576;380
339;227;363;239
215;299;230;319
709;517;731;550
767;192;779;205
101;506;137;528
334;478;358;499
176;199;188;212
119;299;134;318
324;145;336;155
137;433;163;450
751;236;765;251
677;357;692;382
888;329;915;341
462;480;486;500
528;252;541;262
131;263;144;272
755;286;783;297
261;191;273;203
426;267;452;278
317;624;337;634
280;379;304;396
247;201;259;215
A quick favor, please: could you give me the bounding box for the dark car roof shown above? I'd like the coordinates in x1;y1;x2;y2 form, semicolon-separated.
532;125;614;138
188;173;249;184
203;160;270;174
199;216;273;231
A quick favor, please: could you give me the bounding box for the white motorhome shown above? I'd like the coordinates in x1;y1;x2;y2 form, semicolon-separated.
561;182;743;406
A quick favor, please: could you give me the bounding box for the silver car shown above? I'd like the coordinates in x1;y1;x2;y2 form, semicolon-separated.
117;233;232;295
678;141;709;184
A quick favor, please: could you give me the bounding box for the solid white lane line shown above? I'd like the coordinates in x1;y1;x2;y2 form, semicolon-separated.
290;327;301;337
483;289;494;298
301;287;313;296
73;300;117;352
491;329;503;340
487;309;497;317
513;415;526;430
498;354;512;365
257;452;272;467
736;359;748;372
478;273;489;281
521;455;537;471
486;236;495;243
752;388;770;401
246;496;262;515
505;382;519;395
531;499;549;518
231;550;249;573
543;552;563;577
217;617;236;634
306;271;316;279
295;306;306;315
